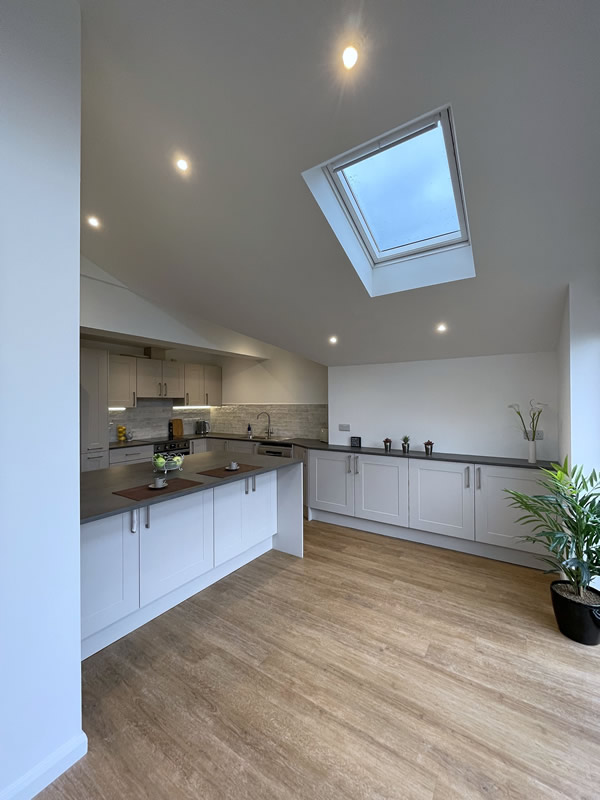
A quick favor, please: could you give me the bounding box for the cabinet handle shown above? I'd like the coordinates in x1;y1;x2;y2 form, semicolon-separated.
245;478;249;495
186;392;189;405
206;392;209;405
252;475;256;492
88;454;103;460
133;391;136;407
87;445;103;451
354;455;359;474
476;467;482;490
158;382;162;397
347;455;351;474
130;509;137;533
145;506;151;529
464;466;470;489
164;382;167;396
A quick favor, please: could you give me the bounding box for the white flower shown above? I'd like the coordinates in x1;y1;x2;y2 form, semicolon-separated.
508;403;520;411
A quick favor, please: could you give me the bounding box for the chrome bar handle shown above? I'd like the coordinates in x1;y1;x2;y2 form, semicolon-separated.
133;391;136;406
158;382;162;397
464;466;470;489
354;455;359;474
206;392;209;405
130;509;137;533
245;478;249;495
186;392;189;405
145;506;151;529
347;455;351;474
476;467;482;490
164;383;167;396
252;475;256;492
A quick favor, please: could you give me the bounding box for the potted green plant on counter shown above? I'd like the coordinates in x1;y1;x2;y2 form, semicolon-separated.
506;459;600;645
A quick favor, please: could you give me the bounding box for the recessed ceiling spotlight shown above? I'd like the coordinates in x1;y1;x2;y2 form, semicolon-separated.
436;322;448;333
176;158;189;172
342;45;358;70
87;215;100;228
329;335;338;344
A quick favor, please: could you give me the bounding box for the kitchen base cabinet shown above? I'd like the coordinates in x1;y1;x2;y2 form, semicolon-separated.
408;459;475;540
206;438;227;452
81;450;109;472
140;491;214;606
192;438;208;454
81;511;140;639
110;444;154;467
227;440;256;455
354;454;408;526
309;450;354;515
475;465;544;554
214;472;277;566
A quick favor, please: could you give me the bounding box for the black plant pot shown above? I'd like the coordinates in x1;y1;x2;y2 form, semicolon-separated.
550;580;600;645
402;443;409;454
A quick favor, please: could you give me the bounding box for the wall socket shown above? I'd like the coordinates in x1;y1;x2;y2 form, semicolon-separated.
523;430;543;440
339;423;350;431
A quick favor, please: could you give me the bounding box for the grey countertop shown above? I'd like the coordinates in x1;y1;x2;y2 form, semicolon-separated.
81;451;301;524
108;432;554;471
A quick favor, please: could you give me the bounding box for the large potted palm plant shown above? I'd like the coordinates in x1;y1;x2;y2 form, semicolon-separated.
506;459;600;645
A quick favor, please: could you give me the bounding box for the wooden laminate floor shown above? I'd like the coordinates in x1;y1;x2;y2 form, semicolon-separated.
41;521;599;800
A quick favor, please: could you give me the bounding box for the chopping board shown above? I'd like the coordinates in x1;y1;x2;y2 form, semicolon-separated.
170;418;184;438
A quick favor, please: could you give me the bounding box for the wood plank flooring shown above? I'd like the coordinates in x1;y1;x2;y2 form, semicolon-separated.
41;521;600;800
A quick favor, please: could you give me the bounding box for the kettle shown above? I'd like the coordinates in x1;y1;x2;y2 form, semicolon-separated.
195;419;211;435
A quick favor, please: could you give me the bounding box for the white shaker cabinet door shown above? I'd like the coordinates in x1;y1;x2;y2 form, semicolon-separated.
108;354;137;408
408;459;475;540
214;479;245;566
475;465;545;554
136;358;163;397
184;363;205;406
80;348;109;454
243;471;277;549
207;438;227;452
162;361;185;398
81;511;140;639
192;438;208;454
204;365;222;406
228;440;257;454
354;454;409;526
309;450;354;515
139;491;214;606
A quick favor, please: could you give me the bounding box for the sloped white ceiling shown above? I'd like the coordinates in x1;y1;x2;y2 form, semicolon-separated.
79;0;600;366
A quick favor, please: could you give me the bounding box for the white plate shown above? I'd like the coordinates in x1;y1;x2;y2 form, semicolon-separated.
148;483;169;489
225;466;240;471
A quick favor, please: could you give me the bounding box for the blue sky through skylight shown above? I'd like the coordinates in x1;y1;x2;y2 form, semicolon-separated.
341;123;460;252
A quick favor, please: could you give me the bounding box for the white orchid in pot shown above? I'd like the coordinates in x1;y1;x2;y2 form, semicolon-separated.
508;399;547;463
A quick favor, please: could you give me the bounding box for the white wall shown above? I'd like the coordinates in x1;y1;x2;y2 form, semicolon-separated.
557;291;571;465
568;280;600;471
328;352;558;460
0;3;86;798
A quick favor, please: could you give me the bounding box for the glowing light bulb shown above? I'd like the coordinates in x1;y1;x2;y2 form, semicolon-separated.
176;158;188;172
342;46;358;70
329;336;338;344
87;216;100;228
436;323;448;333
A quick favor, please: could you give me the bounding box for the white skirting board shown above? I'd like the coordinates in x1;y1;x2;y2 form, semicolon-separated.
310;509;543;570
82;537;274;660
0;731;88;800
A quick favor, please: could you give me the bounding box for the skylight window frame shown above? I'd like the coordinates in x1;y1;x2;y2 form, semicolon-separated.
324;107;469;265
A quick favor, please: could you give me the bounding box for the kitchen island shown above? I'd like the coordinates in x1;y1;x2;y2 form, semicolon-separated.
80;450;303;658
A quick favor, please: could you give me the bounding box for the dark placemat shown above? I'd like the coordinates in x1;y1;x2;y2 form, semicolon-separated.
197;463;262;479
113;478;203;502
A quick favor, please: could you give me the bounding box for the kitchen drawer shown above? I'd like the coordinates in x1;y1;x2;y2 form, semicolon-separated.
109;445;154;465
81;451;109;472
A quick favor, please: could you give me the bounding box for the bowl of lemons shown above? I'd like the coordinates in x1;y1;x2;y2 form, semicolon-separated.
152;453;184;473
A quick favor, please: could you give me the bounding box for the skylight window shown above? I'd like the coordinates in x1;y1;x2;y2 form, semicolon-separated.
302;106;475;296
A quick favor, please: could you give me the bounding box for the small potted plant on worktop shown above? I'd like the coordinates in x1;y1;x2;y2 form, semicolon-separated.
401;435;410;454
383;437;392;453
508;399;547;463
424;440;434;456
506;459;600;645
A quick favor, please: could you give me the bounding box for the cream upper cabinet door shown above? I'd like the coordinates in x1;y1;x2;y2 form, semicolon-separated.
309;450;354;515
184;363;205;405
108;354;137;408
408;459;475;540
475;465;545;554
136;358;163;397
139;491;214;606
204;365;222;406
80;348;109;454
162;361;185;398
81;511;140;639
354;454;408;526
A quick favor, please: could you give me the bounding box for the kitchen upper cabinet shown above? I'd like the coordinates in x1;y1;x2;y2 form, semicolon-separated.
81;510;140;639
136;358;163;398
309;450;354;515
214;472;277;566
408;459;475;540
108;355;137;408
475;465;544;554
162;360;185;398
184;363;205;406
204;365;222;406
80;348;109;454
139;491;214;606
354;454;408;526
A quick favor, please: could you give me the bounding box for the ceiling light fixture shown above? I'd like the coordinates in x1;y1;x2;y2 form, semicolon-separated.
87;215;100;228
176;158;189;172
342;45;358;70
329;335;338;344
436;322;448;333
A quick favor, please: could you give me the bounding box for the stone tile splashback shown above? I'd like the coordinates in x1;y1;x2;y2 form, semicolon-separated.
210;404;328;439
109;400;327;442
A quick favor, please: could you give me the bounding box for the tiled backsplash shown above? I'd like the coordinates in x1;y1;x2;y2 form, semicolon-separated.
109;400;327;442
